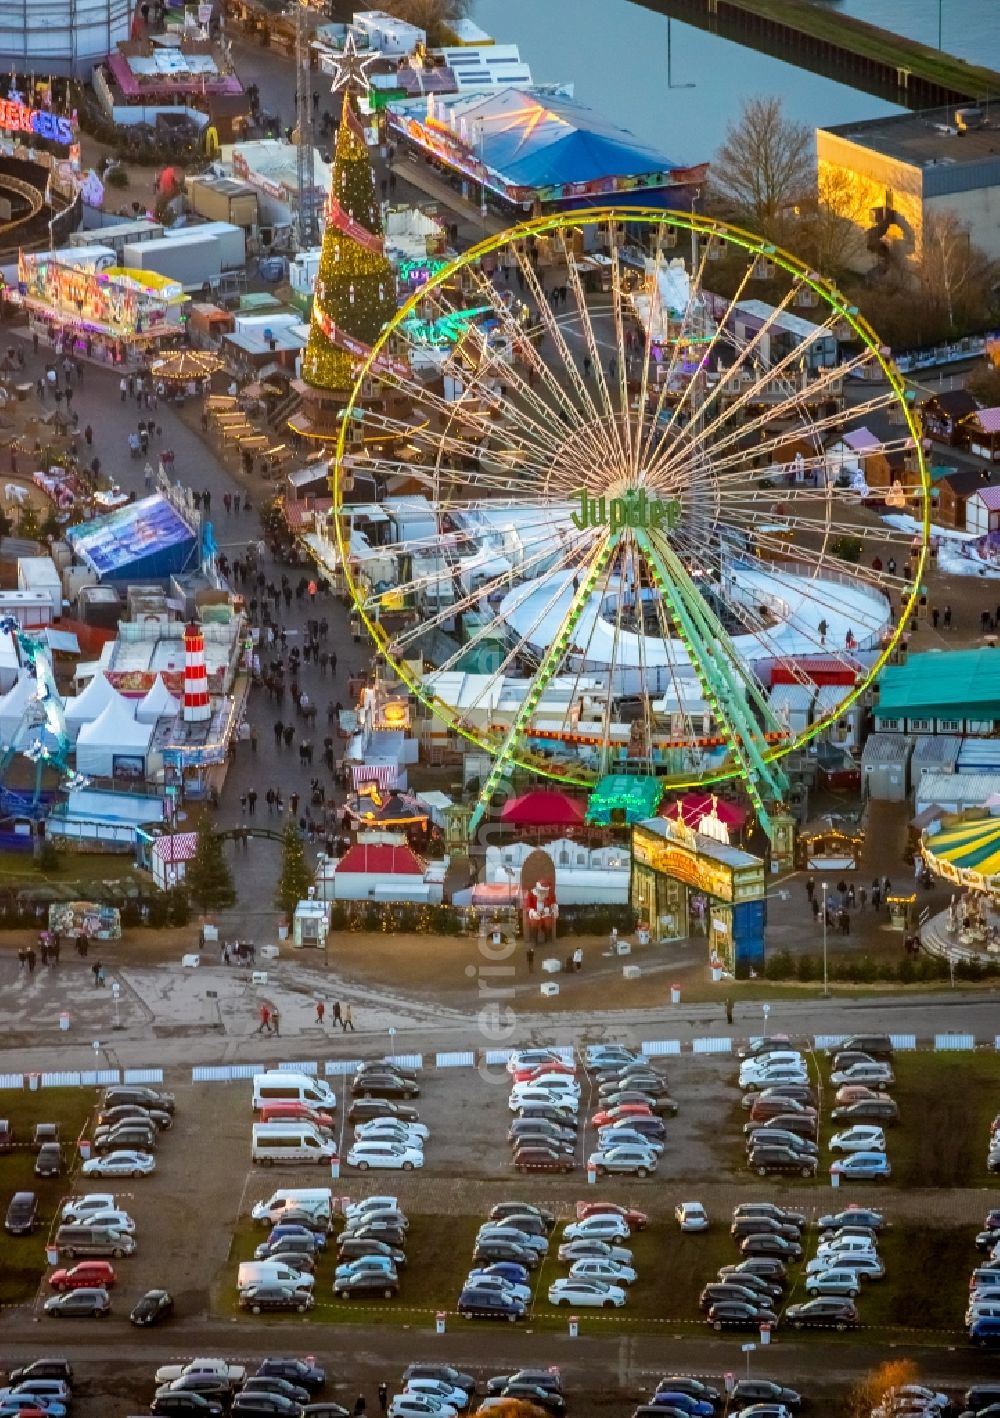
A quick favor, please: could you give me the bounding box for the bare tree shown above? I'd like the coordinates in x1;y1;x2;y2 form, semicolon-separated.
916;210;995;331
710;97;814;238
381;0;469;45
800;164;871;274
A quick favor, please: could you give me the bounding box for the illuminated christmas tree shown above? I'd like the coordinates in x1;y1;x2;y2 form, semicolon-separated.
301;35;397;394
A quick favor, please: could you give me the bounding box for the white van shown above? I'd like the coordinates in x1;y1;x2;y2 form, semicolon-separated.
251;1188;333;1226
817;1235;879;1262
252;1073;337;1112
237;1260;314;1291
251;1123;338;1166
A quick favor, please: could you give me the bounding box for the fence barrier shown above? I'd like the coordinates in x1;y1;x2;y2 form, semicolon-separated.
814;1035;849;1049
436;1052;476;1068
693;1037;733;1054
0;1073;24;1090
484;1050;515;1067
324;1060;362;1076
124;1068;164;1084
642;1040;682;1056
386;1054;423;1071
276;1061;318;1075
935;1033;976;1050
889;1034;917;1050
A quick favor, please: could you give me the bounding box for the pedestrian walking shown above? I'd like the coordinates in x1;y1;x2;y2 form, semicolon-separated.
271;1008;280;1036
120;376;128;402
316;1001;326;1025
248;789;257;816
944;604;952;629
266;788;275;815
526;945;535;973
931;605;940;629
274;719;284;747
92;959;102;987
240;792;248;814
26;947;36;974
331;1001;342;1026
343;1003;355;1032
378;1386;388;1416
257;1003;272;1033
353;1399;366;1418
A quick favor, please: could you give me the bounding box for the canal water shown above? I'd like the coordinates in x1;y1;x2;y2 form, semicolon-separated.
471;0;993;161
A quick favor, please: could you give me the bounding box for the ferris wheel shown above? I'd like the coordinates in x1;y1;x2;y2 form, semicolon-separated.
331;208;929;835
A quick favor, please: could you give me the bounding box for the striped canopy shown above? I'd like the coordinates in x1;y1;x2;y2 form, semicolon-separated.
922;815;1000;888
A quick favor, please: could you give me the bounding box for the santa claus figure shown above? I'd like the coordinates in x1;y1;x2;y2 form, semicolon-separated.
525;878;559;945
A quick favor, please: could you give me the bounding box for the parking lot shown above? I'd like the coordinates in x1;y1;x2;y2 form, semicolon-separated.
2;1047;998;1345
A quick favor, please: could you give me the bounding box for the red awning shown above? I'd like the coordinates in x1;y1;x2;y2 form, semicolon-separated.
500;790;587;827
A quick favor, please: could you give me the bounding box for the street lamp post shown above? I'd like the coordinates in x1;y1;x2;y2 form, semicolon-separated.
821;882;829;997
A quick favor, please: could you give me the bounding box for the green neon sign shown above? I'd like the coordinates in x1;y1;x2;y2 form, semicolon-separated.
570;487;680;533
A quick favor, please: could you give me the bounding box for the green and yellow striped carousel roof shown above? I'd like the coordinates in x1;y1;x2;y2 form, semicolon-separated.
925;816;1000;878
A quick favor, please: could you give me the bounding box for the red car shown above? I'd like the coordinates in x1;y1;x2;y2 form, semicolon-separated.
591;1103;654;1129
48;1260;116;1292
576;1201;649;1230
258;1101;335;1128
511;1061;578;1085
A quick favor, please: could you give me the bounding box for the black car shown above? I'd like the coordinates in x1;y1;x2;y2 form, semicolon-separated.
152;1395;223;1418
350;1073;419;1100
238;1285;314;1314
606;1115;666;1142
165;1377;232;1404
744;1083;818;1112
831;1098;900;1124
130;1289;174;1325
5;1190;38;1235
817;1208;885;1232
719;1261;786;1292
356;1059;419;1083
655;1380;720;1405
602;1089;678;1116
486;1371;563;1398
734;1203;806;1228
103;1086;176;1113
403;1365;475;1396
456;1285;525;1321
597;1073;672;1099
515;1102;580;1130
745;1129;818;1156
302;1407;350;1418
333;1268;399;1299
730;1216;801;1242
757;1113;818;1141
748;1145;816;1179
93;1125;157;1154
243;1379;311;1405
731;1380;801;1409
489;1204;556;1232
707;1300;777;1330
346;1099;420;1125
97;1104;173;1131
232;1397;303;1418
507;1120;576;1147
258;1360;325;1394
715;1270;782;1302
35;1143;63;1178
830;1051;877;1074
8;1361;73;1387
513;1145;574;1174
473;1239;538;1269
966;1388;1000;1413
700;1282;765;1311
740;1233;803;1260
336;1237;405;1268
341;1221;406;1248
786;1297;858;1330
826;1034;893;1060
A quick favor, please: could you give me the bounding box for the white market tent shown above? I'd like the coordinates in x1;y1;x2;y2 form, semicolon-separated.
0;674;38;741
64;673;129;739
76;698;153;778
137;674;180;724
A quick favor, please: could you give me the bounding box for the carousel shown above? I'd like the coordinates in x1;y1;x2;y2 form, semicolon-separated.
920;813;1000;958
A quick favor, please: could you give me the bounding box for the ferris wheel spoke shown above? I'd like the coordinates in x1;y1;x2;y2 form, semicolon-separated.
559;232;628;471
470;530;618;831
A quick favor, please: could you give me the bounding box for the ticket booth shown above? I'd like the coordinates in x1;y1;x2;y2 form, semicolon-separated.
630;815;767;972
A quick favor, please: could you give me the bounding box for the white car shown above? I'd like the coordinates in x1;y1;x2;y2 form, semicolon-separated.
404;1379;469;1410
830;1061;894;1088
81;1150;155;1177
829;1125;886;1154
815;1242;878;1267
345;1195;398;1221
510;1077;579;1103
355;1123;425;1149
464;1271;532;1305
389;1396;457;1418
476;1224;548;1254
67;1208;135;1233
61;1193;117;1222
588;1145;658;1177
739;1054;805;1083
805;1267;862;1297
357;1118;430;1141
675;1201;709;1231
569;1257;636;1285
508;1048;568;1076
805;1253;884;1279
597;1127;664;1155
508;1087;579;1114
346;1142;424;1171
558;1239;633;1265
563;1214;630;1242
548;1277;626;1308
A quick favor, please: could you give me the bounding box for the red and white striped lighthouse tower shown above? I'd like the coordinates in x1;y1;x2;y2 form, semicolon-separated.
183;622;211;723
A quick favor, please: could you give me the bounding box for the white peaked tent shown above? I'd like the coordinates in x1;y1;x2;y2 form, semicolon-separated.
75;697;153;778
64;672;129;739
137;674;180;724
0;674;38;742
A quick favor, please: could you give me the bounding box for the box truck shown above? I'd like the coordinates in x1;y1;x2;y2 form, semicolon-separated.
164;220;246;271
121;234;222;294
70;221;164;264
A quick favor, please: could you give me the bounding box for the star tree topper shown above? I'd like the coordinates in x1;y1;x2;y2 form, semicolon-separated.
329;31;377;95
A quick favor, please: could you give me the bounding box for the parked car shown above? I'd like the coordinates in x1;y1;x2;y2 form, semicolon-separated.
558;1238;633;1265
257;1360;325;1393
577;1202;649;1230
333;1267;399;1300
350;1073;420;1100
600;1090;678;1116
151;1395;223;1418
103;1086;175;1113
239;1286;314;1314
96;1104;173;1131
806;1252;884;1281
831;1097;900;1125
786;1297;859;1330
43;1288;111;1319
456;1286;525;1322
706;1301;777;1331
830;1062;894;1089
830;1152;892;1181
337;1237;405;1268
741;1233;803;1261
512;1145;574;1174
805;1268;862;1297
745;1128;818;1156
734;1203;805;1228
569;1257;637;1286
827;1034;894;1060
5;1191;38;1235
829;1125;886;1154
548;1277;626;1308
130;1289;174;1325
731;1382;801;1409
564;1214;631;1242
473;1240;538;1270
81;1150;156;1177
749;1145;816;1179
34;1144;62;1178
817;1207;885;1232
588;1145;658;1178
675;1202;709;1232
347;1099;420;1125
49;1261;116;1292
